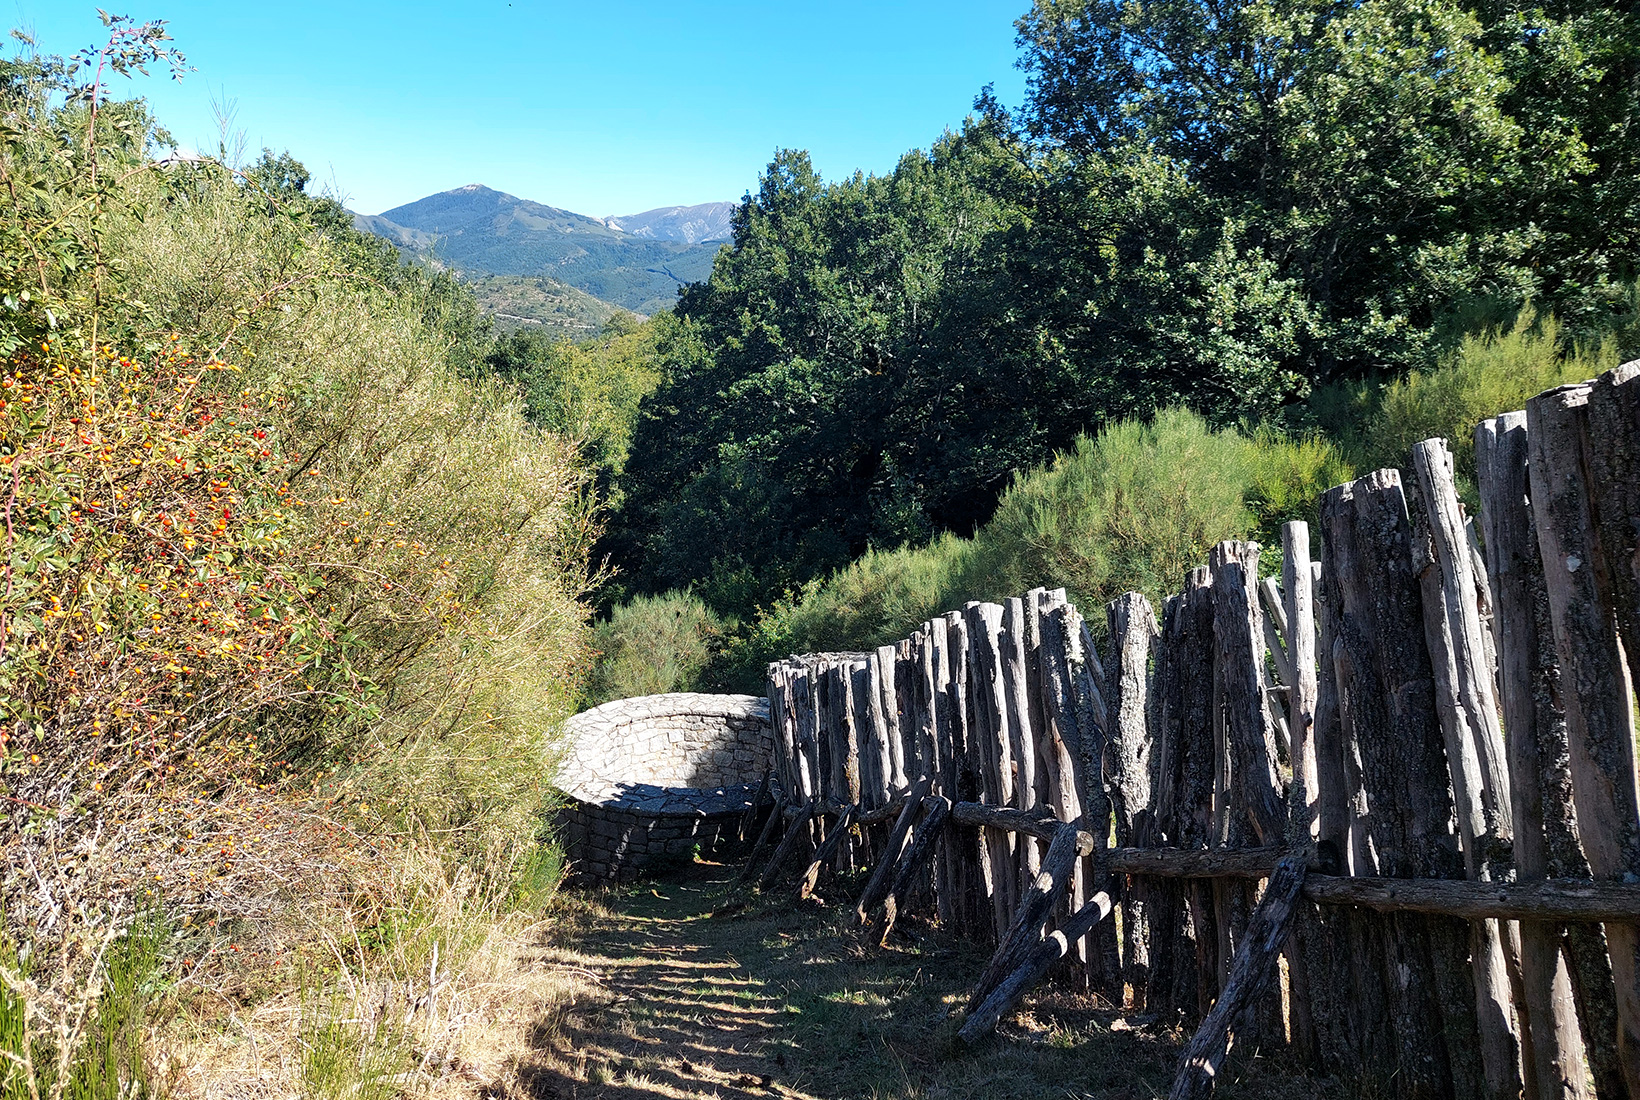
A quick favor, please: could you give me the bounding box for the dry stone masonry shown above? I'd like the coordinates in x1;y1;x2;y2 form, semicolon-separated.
555;693;774;882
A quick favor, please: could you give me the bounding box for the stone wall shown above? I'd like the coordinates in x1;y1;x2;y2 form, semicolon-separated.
554;693;773;883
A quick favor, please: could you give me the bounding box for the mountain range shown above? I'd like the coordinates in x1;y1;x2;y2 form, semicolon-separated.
600;202;736;245
354;185;735;316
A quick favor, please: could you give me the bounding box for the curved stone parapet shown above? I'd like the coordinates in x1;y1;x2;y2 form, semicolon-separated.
554;692;774;883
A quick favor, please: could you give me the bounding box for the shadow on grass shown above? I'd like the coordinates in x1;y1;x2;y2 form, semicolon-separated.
510;863;1350;1100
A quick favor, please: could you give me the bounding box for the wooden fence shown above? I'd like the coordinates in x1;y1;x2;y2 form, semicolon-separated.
745;363;1640;1100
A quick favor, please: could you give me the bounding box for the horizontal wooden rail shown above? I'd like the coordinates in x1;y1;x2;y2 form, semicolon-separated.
783;788;915;827
1303;874;1640;922
941;806;1640;921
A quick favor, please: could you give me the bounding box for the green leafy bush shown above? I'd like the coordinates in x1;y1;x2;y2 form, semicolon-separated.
1357;308;1620;486
703;409;1348;686
586;590;728;704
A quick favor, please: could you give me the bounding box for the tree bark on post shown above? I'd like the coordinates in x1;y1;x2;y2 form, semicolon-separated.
1411;437;1524;1100
1529;381;1640;1098
1172;568;1220;1021
1477;411;1598;1100
1108;592;1159;1010
1168;856;1308;1100
1323;470;1482;1099
1209;540;1288;1048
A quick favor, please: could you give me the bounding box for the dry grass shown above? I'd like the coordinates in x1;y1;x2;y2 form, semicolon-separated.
515;863;1365;1100
139;845;590;1100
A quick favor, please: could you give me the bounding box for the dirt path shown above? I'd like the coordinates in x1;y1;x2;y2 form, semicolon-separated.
510;864;1335;1100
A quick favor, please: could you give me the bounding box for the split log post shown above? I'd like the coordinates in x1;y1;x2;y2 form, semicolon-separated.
1209;540;1288;1047
767;664;795;816
1167;856;1307;1100
1282;521;1320;848
877;795;952;945
1309;492;1393;1080
1411;436;1524;1100
759;801;817;891
799;802;856;900
924;617;960;930
852;660;891;814
1325;470;1482;1098
895;638;923;795
1147;591;1190;1020
856;775;932;924
1478;411;1602;1100
945;610;990;940
1035;590;1091;983
1529;380;1640;1097
1022;589;1055;819
969;822;1095;1011
1173;568;1221;1021
957;892;1115;1045
968;601;1020;943
1002;597;1043;897
820;663;848;811
872;645;906;795
1107;592;1159;1009
1072;606;1124;993
1269;522;1322;1065
739;794;789;883
1208;542;1288;847
793;663;821;815
1583;364;1640;1100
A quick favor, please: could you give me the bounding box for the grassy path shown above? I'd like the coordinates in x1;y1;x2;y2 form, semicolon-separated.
512;862;1340;1100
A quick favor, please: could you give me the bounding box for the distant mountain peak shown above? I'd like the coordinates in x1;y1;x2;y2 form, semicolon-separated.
602;201;737;245
355;185;733;315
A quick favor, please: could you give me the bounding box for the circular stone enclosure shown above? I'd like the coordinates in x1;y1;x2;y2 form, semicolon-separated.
554;693;774;883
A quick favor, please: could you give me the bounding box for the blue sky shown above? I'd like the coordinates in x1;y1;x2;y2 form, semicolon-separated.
15;2;1030;218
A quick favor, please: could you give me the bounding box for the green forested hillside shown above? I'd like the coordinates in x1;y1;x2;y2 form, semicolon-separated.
470;273;620;334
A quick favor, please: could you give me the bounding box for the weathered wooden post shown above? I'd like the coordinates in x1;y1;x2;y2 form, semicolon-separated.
1173;568;1220;1021
1148;590;1190;1021
967;601;1017;943
1209;540;1288;1047
1107;592;1158;1009
1324;471;1484;1098
1411;436;1524;1100
1529;379;1640;1097
1478;411;1602;1100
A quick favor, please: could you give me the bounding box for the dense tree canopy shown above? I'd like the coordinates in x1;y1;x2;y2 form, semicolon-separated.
600;0;1639;618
